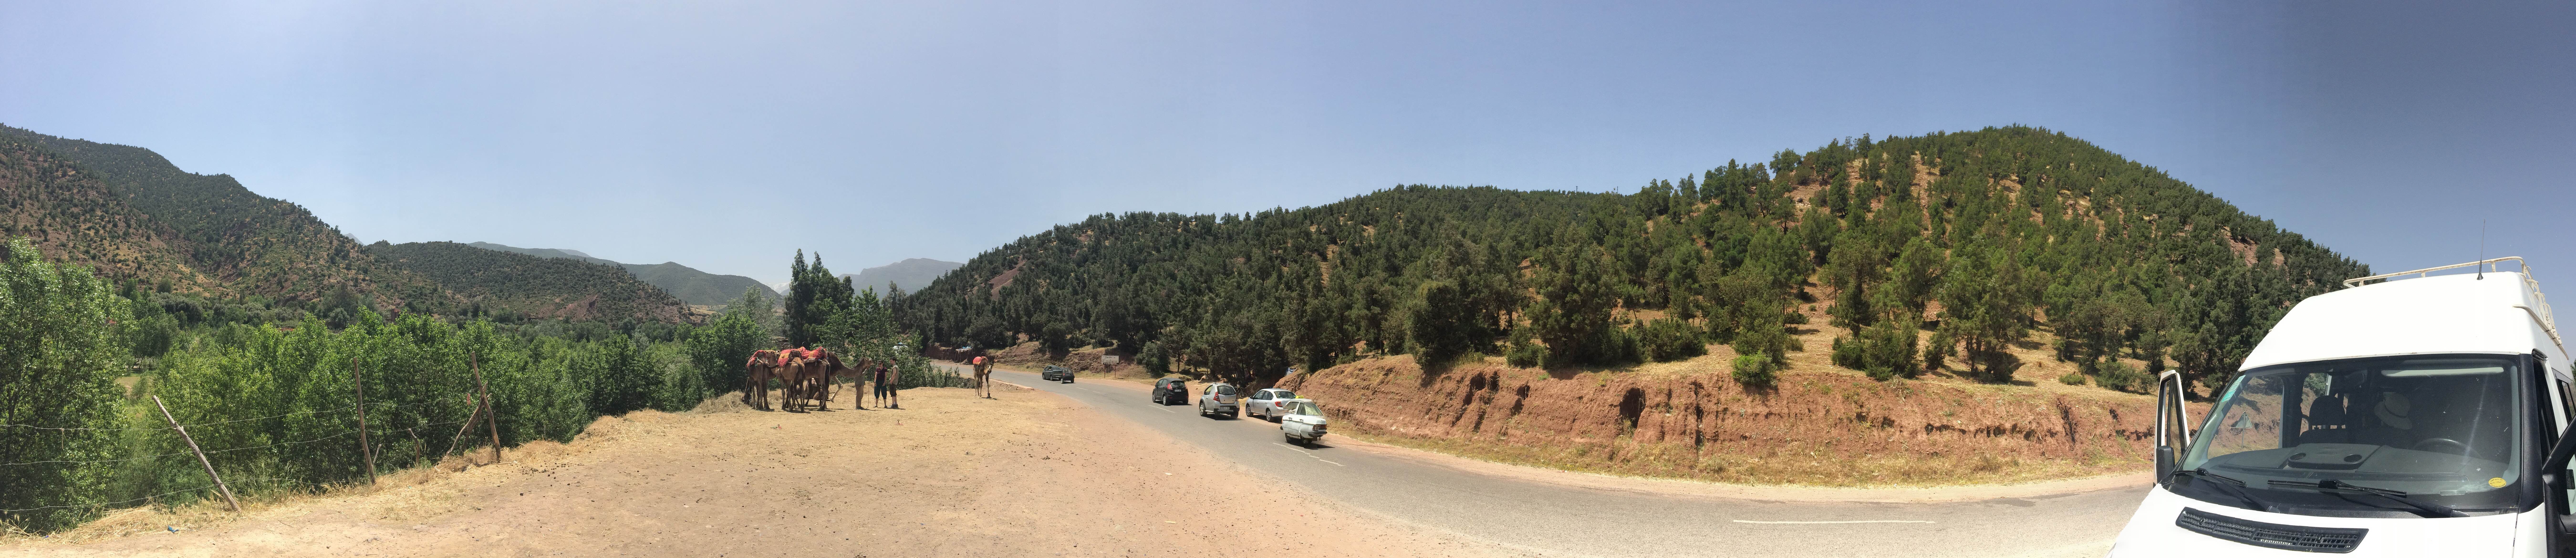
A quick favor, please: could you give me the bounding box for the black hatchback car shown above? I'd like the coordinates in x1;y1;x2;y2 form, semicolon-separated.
1151;377;1189;405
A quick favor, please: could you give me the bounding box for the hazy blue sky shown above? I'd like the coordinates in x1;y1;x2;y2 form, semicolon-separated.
3;1;2568;286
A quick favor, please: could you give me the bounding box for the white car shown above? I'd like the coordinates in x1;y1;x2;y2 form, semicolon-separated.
1196;382;1240;418
1244;388;1309;421
1280;401;1328;445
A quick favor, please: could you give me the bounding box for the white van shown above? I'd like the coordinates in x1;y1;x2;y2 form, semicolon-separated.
2113;258;2576;556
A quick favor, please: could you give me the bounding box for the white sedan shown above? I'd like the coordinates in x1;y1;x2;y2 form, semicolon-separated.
1244;388;1309;421
1281;401;1328;445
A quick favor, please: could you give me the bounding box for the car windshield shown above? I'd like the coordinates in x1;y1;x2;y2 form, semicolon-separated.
1215;385;1236;395
2176;354;2529;516
1293;402;1324;417
1272;390;1295;399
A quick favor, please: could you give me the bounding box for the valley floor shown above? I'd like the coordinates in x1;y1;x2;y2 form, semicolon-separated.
0;388;1496;558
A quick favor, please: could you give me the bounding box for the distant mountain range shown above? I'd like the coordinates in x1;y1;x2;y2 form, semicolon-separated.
842;258;963;294
0;123;705;323
466;242;777;306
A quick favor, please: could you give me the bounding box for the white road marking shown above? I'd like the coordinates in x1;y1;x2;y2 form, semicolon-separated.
1729;520;1935;524
1273;442;1346;466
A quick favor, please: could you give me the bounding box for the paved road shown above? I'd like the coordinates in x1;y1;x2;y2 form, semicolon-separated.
939;364;2142;558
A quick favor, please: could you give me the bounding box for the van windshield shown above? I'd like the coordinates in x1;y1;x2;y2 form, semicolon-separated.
2176;355;2529;516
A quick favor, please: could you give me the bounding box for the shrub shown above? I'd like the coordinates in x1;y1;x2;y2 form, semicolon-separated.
1922;329;1954;372
1637;318;1706;362
1833;319;1919;380
1505;329;1547;368
2094;360;2149;393
2058;372;2088;386
1730;354;1776;388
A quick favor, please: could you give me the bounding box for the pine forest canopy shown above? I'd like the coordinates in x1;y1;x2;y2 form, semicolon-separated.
892;126;2367;391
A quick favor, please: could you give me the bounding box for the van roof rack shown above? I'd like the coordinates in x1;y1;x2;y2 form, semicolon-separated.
2343;256;2560;351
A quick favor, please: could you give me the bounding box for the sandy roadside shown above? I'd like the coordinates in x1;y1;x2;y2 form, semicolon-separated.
0;387;1514;558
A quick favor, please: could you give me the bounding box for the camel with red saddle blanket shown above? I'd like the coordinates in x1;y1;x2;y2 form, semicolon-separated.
745;347;853;412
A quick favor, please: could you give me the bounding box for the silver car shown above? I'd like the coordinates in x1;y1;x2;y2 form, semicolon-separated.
1197;382;1240;418
1244;388;1309;421
1280;401;1328;444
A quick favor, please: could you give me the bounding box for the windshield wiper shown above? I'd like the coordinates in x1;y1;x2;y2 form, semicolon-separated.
2265;478;2469;518
2173;469;2272;512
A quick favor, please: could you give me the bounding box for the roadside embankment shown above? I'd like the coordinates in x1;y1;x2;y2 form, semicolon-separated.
1279;356;2176;486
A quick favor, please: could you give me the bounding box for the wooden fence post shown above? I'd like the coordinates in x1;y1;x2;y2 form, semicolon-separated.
152;396;241;513
352;359;376;484
471;352;500;463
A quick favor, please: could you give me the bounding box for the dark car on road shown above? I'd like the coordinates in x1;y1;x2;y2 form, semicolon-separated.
1152;377;1190;405
1040;365;1074;383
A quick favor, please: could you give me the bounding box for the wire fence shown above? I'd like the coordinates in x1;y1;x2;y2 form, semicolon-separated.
0;397;493;521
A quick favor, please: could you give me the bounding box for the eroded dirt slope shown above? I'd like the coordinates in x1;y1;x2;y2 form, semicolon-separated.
1281;356;2169;486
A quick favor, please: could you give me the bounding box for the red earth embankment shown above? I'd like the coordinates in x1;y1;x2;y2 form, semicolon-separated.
1279;356;2176;486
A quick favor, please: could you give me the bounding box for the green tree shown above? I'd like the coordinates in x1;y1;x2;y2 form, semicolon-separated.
0;238;130;532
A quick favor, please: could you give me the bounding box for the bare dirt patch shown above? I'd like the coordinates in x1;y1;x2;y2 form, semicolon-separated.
3;388;1503;558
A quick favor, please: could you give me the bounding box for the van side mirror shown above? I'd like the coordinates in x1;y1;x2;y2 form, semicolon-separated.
2546;421;2576;487
2153;370;2192;483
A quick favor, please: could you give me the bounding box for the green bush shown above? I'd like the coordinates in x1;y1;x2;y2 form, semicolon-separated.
2058;372;2088;386
1730;354;1776;388
1833;319;1920;381
1637;318;1706;362
1922;329;1954;372
2094;360;2148;393
1504;328;1547;368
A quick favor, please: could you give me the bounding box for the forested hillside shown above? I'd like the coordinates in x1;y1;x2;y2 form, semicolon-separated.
0;124;452;312
469;242;779;306
0;140;213;293
894;126;2366;391
367;241;692;324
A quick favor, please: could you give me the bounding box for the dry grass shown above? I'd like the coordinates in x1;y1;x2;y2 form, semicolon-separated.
2;394;739;546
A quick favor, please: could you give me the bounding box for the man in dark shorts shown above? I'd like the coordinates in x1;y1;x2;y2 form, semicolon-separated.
872;362;898;409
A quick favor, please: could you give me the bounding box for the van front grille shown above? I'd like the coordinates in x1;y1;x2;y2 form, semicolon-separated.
2175;507;2366;553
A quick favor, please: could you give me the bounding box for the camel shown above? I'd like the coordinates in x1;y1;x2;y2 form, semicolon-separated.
803;350;851;411
971;356;994;399
743;349;782;411
826;355;870;409
776;348;824;412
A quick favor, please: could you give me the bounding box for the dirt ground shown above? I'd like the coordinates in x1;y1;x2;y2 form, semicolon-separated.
0;387;1508;558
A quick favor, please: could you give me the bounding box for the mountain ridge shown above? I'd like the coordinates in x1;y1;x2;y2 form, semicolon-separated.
842;258;962;294
0;124;455;312
465;241;777;306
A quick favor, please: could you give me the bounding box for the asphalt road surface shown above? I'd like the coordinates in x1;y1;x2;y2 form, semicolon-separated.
939;364;2142;558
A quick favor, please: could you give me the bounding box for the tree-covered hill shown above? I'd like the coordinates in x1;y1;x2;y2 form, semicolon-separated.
468;241;779;306
893;126;2367;391
0;124;452;312
367;241;693;324
0;140;213;292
